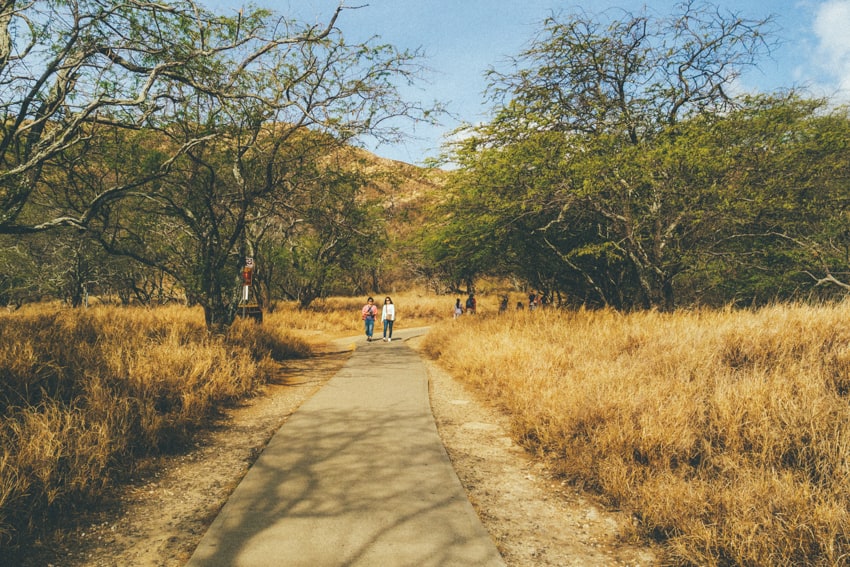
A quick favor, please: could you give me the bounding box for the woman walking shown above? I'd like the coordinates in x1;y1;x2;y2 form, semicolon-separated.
361;297;378;341
381;296;396;342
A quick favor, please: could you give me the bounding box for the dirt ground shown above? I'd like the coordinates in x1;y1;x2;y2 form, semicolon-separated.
12;338;659;567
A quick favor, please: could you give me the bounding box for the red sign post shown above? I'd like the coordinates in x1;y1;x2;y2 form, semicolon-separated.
237;258;262;322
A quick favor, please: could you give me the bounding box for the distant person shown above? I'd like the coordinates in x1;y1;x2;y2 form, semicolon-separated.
361;297;378;342
499;295;509;313
516;301;524;310
381;296;396;342
454;298;463;318
465;293;477;314
528;292;537;311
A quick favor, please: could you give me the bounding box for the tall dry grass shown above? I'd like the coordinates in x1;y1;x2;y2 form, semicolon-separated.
0;290;483;550
423;303;850;566
0;304;310;549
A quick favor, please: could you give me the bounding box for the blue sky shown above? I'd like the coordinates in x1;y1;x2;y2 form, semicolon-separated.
210;1;850;164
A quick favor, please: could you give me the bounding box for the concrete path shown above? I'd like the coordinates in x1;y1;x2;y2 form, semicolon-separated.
186;328;505;567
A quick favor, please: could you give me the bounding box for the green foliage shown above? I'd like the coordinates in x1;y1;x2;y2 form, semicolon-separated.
1;1;437;325
264;166;387;307
428;3;850;309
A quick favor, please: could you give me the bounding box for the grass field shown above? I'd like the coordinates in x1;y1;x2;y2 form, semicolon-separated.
0;292;449;550
423;301;850;566
3;294;849;564
0;303;309;549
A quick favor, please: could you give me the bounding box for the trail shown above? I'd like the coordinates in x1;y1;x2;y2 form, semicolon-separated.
187;328;503;567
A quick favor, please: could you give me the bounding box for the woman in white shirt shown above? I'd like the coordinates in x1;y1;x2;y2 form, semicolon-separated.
381;297;396;342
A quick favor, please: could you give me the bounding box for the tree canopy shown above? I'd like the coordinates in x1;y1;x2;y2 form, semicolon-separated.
427;1;850;309
0;0;438;323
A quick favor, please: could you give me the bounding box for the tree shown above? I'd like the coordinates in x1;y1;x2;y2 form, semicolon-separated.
440;1;776;309
262;163;386;308
424;130;575;297
1;1;436;325
1;1;298;233
685;97;850;304
2;0;437;231
68;8;430;325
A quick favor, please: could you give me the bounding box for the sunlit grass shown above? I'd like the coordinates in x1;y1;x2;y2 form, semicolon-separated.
266;289;458;338
0;290;458;550
0;303;310;549
8;292;839;564
423;302;850;566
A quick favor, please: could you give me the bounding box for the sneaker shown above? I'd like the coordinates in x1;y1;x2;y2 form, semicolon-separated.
388;337;392;342
367;337;371;342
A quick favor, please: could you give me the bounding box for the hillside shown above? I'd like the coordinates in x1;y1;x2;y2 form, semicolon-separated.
324;146;451;289
336;145;449;212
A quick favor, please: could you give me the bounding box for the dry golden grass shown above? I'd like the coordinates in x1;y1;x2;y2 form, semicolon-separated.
0;290;454;549
422;303;850;566
0;303;311;549
13;291;843;565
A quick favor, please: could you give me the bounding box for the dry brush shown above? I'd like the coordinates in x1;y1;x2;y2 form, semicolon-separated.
0;304;310;550
423;303;850;566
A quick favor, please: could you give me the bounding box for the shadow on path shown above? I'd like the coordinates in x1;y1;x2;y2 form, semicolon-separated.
186;330;504;567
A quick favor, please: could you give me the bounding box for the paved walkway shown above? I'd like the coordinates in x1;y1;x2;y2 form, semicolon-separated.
186;328;505;567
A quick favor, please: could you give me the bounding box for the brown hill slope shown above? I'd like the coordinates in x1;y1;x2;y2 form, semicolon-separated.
329;147;450;289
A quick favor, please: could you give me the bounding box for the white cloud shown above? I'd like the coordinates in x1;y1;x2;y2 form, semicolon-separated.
814;1;850;55
812;0;850;100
